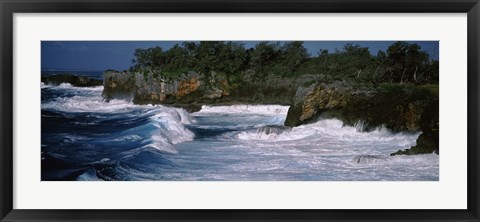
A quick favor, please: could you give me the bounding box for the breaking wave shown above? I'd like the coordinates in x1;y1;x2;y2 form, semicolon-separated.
41;84;194;154
235;118;419;146
195;105;289;116
237;125;291;140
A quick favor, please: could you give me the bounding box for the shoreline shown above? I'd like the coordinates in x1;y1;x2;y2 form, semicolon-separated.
41;73;439;156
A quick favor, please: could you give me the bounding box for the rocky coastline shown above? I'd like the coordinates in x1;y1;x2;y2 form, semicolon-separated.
101;70;439;156
40;71;439;156
102;70;312;110
285;82;439;155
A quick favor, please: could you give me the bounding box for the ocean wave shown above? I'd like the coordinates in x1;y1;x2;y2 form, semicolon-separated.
235;118;420;147
351;153;439;166
41;82;104;91
237;125;291;141
42;96;138;113
101;106;195;154
42;84;195;154
351;155;388;164
41;82;75;89
152;106;194;125
195;105;290;116
41;82;50;89
147;108;195;153
110;135;142;142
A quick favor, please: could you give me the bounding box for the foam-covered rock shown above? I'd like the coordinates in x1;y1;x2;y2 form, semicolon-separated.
284;83;439;155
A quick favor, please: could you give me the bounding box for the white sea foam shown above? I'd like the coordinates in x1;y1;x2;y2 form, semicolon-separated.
238;132;278;141
150;108;195;146
154;106;194;125
351;155;388;164
61;135;89;143
41;82;50;89
236;118;419;146
42;82;104;91
110;135;142;142
237;126;290;141
42;96;137;113
76;168;100;181
41;85;129;113
228;118;424;180
142;142;179;154
351;153;438;166
58;83;73;88
75;85;104;92
195;105;290;116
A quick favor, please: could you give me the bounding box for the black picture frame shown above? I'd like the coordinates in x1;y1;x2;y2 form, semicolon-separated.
1;0;479;221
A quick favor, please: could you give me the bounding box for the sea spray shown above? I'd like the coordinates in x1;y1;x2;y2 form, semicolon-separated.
42;85;195;154
195;105;290;115
235;118;420;144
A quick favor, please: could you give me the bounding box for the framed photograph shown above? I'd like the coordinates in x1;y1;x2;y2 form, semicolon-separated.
1;0;479;221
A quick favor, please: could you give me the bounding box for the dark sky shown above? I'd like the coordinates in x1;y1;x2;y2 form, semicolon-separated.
41;41;439;71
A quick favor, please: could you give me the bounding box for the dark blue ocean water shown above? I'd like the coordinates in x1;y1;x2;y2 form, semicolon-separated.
41;77;439;181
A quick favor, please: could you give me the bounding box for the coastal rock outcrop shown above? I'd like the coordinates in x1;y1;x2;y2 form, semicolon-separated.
390;98;439;155
285;82;439;155
41;74;102;87
102;70;317;109
103;70;232;107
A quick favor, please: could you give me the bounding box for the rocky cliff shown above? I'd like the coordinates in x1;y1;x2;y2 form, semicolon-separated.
284;82;439;155
102;70;317;111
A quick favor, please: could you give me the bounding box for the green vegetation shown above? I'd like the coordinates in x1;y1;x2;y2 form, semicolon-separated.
130;41;438;85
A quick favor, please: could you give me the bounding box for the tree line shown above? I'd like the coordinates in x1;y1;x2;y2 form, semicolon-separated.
129;41;438;84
